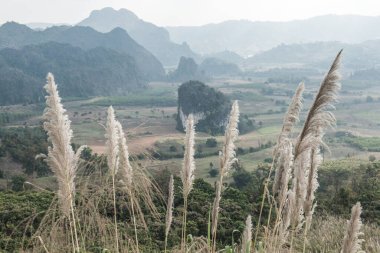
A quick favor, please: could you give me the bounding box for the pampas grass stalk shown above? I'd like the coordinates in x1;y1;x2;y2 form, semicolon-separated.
105;106;120;252
294;50;342;159
303;148;321;228
341;202;364;253
273;82;304;199
292;50;342;231
181;114;196;251
165;175;174;253
43;73;84;252
255;83;303;250
301;148;322;252
241;215;252;253
211;101;239;252
116;121;140;252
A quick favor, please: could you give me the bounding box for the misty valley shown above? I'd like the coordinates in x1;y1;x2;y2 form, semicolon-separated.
0;6;380;253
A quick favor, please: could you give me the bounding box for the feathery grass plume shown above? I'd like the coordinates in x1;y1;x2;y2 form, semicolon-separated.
115;120;140;252
256;84;303;251
291;50;342;231
290;149;309;231
341;202;365;253
106;106;119;176
181;114;196;251
272;138;294;205
280;189;295;239
276;82;305;148
165;175;174;252
181;114;196;199
241;215;252;253
294;50;342;159
273;82;304;199
303;147;322;230
43;73;82;217
219;100;240;178
211;101;239;252
116;121;132;187
42;73;84;251
105;106;120;252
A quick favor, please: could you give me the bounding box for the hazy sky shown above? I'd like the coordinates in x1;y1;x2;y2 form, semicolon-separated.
1;0;380;26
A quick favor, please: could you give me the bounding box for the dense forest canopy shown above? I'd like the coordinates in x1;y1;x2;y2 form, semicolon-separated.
176;80;231;135
0;22;165;80
0;42;145;105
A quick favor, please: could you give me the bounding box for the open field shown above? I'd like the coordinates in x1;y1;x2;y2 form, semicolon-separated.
2;76;380;183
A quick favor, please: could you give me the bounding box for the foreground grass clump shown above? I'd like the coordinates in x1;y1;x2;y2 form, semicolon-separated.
2;51;380;252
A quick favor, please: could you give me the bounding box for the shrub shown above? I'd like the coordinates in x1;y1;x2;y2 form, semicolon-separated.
205;138;217;147
209;168;219;177
11;175;26;192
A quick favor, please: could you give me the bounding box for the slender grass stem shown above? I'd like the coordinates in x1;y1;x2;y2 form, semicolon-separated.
130;192;140;253
112;176;119;252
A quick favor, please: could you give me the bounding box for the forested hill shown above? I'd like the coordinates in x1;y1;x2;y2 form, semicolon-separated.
78;7;198;66
0;22;165;80
0;42;145;105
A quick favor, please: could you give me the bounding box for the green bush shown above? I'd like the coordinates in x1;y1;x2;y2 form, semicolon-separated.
206;138;217;147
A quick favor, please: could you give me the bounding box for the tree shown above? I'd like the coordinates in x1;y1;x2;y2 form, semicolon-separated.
11;175;26;192
209;168;219;177
176;81;231;135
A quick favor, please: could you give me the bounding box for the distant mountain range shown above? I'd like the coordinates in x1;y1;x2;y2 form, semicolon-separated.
246;40;380;71
26;22;69;30
3;8;380;105
0;22;165;80
167;15;380;56
0;42;146;105
78;7;198;66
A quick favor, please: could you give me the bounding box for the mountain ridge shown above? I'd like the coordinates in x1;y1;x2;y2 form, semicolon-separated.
166;14;380;56
0;22;165;80
78;7;198;66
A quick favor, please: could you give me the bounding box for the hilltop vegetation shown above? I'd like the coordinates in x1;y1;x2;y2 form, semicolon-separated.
0;42;146;105
0;22;165;80
176;81;231;134
168;57;208;82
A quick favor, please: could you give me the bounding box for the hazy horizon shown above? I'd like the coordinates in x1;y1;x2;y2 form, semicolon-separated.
1;0;380;27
